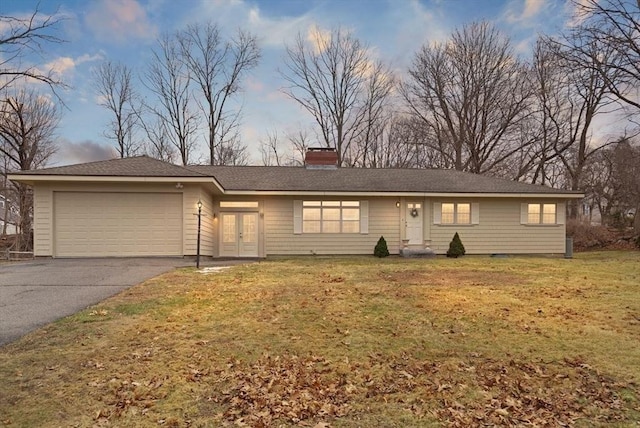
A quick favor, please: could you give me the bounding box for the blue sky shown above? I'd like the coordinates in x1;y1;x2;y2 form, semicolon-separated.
2;0;576;166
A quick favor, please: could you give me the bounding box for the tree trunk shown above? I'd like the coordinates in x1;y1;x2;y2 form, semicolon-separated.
16;184;33;251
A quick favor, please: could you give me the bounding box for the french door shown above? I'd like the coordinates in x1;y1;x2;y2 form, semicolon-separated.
220;212;259;257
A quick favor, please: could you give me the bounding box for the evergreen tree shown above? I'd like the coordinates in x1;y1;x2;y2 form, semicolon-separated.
446;232;466;258
374;236;390;257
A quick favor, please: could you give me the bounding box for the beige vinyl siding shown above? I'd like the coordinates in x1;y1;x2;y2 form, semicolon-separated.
33;185;53;256
264;197;400;255
199;194;215;256
182;186;218;256
428;198;566;254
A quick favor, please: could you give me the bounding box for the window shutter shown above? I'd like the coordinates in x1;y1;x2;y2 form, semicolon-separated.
556;202;565;225
520;203;529;224
433;202;442;224
471;202;480;224
293;200;302;234
360;200;369;234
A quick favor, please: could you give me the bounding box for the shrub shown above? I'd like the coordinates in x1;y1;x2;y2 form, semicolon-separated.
566;220;613;250
446;232;465;258
374;236;390;258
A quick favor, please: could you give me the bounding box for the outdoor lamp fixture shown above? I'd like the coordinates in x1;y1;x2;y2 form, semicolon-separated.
396;201;400;208
196;199;203;269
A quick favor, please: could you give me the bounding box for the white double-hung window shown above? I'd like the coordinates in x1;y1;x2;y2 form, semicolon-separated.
302;201;360;233
434;202;478;225
526;203;557;224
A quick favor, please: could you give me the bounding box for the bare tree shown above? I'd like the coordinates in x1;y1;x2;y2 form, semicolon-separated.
611;139;640;231
569;0;640;113
521;39;569;185
136;111;176;163
208;115;249;166
288;129;312;166
378;116;436;169
0;5;66;95
281;27;394;166
145;34;198;165
177;23;260;165
214;139;249;166
144;33;200;165
582;146;618;225
93;61;140;158
0;89;59;250
347;69;395;167
543;26;624;218
403;21;533;175
259;130;284;166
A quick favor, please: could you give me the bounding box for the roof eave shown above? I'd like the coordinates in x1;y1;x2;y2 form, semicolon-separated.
8;173;583;199
222;190;585;198
7;174;225;192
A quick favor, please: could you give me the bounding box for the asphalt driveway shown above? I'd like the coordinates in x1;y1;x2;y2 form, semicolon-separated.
0;258;194;346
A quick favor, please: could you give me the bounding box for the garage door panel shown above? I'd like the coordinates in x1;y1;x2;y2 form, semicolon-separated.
54;192;183;257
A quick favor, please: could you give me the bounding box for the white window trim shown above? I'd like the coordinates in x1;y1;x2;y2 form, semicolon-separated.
520;202;565;225
433;202;479;225
220;201;259;208
293;200;368;234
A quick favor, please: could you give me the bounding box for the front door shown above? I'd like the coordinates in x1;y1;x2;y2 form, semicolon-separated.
405;202;423;245
220;212;259;257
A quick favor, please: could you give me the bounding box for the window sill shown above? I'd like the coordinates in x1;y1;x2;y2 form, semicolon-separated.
300;232;363;235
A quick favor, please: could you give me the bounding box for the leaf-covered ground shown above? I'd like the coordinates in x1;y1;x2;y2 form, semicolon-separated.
1;251;639;427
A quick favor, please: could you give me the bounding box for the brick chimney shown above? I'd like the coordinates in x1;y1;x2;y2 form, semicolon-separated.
304;147;339;169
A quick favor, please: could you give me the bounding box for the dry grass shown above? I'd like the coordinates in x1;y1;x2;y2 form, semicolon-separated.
1;251;639;427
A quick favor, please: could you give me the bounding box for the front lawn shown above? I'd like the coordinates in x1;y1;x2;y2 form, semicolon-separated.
1;252;639;427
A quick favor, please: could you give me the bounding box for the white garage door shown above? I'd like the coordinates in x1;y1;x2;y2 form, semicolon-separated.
54;192;183;257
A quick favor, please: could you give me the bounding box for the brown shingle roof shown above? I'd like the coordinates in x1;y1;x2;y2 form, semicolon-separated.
186;165;576;194
13;156;579;195
15;155;207;177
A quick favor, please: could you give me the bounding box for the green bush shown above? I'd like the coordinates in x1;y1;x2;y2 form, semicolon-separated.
446;232;466;258
374;236;390;258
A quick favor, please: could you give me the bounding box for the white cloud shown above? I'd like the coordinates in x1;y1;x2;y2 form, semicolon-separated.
85;0;158;44
190;0;314;48
306;25;332;54
505;0;548;24
76;53;104;64
46;57;76;75
380;0;451;76
524;0;546;19
44;53;103;78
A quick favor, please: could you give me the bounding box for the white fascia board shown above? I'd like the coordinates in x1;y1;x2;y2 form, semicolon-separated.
8;174;227;194
222;190;584;199
8;174;223;189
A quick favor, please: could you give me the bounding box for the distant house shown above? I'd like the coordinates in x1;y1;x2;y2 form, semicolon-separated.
0;195;19;235
8;150;583;258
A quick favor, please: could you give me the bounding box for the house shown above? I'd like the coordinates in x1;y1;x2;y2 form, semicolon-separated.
7;150;584;258
0;194;19;235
